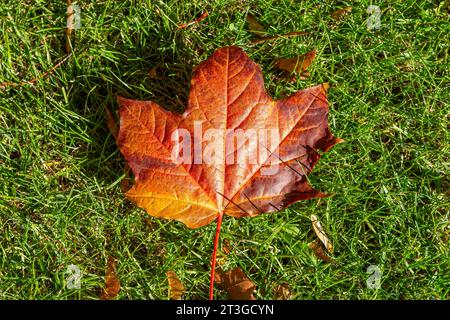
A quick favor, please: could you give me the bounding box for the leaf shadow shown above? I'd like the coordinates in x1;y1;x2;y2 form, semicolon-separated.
65;24;200;249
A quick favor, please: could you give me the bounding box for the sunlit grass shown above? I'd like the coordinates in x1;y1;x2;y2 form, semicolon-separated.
0;0;448;299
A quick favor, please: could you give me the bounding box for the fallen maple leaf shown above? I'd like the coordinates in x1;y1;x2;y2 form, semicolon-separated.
100;256;121;300
167;270;185;300
215;267;256;300
117;46;340;299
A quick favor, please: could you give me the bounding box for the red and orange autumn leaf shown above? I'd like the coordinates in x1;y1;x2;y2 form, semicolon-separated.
117;46;339;227
116;46;340;298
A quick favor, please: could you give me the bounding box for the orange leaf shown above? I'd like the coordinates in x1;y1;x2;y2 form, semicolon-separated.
166;270;185;300
215;267;256;300
117;46;340;299
117;46;339;228
100;256;120;300
274;50;317;76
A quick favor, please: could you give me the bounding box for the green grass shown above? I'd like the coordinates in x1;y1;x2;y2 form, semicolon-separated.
0;0;449;300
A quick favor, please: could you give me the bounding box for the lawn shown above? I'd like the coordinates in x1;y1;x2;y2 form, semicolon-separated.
0;0;449;300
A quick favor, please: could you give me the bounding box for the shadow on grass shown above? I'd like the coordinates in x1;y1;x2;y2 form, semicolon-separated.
69;28;197;178
62;25;211;290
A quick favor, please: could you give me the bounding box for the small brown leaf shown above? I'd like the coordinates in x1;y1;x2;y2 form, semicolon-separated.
148;67;158;79
215;267;256;300
100;256;120;300
275;50;317;83
166;270;185;300
311;214;333;253
274;283;292;300
330;6;352;20
274;50;317;81
10;151;21;159
246;14;266;36
308;239;332;263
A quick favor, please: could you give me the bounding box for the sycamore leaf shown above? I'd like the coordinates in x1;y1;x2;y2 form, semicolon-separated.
167;270;185;300
117;46;339;229
117;46;340;299
100;256;121;300
215;267;256;300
